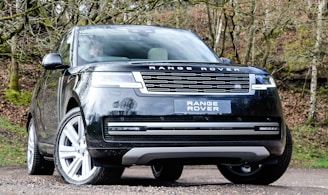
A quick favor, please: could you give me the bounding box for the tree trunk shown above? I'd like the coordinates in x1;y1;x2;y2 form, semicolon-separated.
213;13;223;53
206;3;214;48
309;59;318;125
8;0;21;91
242;0;255;64
224;9;240;64
218;8;228;57
9;35;19;91
261;0;271;68
308;0;326;124
261;32;272;68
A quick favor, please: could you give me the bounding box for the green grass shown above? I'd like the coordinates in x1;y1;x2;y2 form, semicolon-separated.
4;89;32;106
0;117;327;168
0;118;27;166
290;125;328;168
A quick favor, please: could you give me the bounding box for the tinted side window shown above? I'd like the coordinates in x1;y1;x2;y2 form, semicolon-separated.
58;31;73;65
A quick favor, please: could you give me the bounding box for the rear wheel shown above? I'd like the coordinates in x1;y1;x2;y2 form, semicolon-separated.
217;126;292;185
27;118;55;175
151;164;183;181
55;108;124;185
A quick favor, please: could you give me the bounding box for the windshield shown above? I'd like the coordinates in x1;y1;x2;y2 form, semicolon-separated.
77;25;219;65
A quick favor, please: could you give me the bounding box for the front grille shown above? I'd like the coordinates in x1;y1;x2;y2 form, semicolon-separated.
141;72;250;93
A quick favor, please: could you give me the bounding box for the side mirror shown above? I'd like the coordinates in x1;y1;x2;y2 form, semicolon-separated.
41;53;68;70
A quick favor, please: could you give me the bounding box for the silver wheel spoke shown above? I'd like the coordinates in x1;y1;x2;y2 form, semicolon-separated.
59;145;78;159
62;123;79;147
28;139;33;151
27;143;33;165
67;156;83;178
27;136;33;153
78;116;84;139
81;151;92;177
27;124;35;169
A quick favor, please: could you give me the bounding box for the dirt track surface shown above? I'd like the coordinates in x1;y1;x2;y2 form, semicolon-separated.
0;166;327;195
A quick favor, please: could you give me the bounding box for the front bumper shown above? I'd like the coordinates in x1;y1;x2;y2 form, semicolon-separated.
79;87;286;164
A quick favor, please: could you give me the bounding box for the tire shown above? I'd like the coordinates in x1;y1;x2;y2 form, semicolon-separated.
54;108;124;185
27;118;55;175
218;126;293;185
151;164;183;181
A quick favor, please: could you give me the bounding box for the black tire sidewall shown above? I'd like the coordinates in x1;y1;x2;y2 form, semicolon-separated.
151;164;183;181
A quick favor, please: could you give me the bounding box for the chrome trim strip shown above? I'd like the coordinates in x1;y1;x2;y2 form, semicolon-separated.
121;146;270;165
106;130;279;136
106;122;280;135
107;122;279;128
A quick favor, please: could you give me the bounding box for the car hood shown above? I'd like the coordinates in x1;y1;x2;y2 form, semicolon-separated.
69;61;270;75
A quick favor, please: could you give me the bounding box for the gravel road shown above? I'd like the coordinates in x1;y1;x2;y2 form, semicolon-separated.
0;165;327;195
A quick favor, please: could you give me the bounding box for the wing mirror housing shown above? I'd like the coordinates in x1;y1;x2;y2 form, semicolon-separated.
41;53;69;70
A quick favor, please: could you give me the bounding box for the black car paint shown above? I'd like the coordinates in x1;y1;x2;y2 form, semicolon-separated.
29;61;286;161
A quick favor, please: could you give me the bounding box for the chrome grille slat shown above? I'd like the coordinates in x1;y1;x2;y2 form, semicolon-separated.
140;72;250;94
202;81;226;84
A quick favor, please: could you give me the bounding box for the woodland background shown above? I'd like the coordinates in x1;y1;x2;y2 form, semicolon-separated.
0;0;327;166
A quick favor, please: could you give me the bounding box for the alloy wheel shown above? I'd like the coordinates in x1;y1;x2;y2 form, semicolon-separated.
57;115;97;182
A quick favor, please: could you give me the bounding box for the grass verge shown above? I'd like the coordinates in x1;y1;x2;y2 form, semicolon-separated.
0;118;26;166
290;125;328;167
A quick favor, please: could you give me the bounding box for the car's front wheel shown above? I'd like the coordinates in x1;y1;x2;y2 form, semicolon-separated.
151;164;183;181
54;108;124;185
217;126;292;185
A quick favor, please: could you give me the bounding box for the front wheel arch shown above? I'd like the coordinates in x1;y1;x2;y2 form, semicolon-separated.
66;98;79;114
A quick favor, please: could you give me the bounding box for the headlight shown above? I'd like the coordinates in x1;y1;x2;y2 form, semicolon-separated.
92;72;142;88
252;75;276;90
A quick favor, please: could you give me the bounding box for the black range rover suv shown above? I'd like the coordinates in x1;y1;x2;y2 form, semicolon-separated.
26;24;292;185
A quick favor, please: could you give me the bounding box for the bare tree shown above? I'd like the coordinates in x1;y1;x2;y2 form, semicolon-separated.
258;0;291;68
237;0;256;64
203;1;227;53
2;0;27;91
308;0;327;124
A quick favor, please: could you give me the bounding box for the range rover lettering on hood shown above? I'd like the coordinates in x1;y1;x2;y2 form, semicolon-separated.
148;66;241;72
